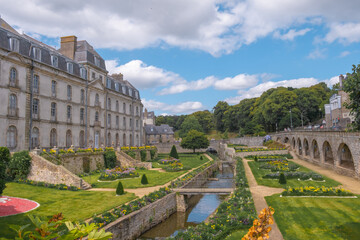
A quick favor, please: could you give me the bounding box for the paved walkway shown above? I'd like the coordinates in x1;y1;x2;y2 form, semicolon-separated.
87;154;214;198
289;151;360;194
243;159;284;240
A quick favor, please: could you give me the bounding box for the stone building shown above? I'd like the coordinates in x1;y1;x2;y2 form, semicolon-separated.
324;74;354;128
143;108;155;126
0;18;143;151
144;124;175;144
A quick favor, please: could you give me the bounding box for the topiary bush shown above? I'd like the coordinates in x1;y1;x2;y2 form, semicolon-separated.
279;172;287;184
140;150;147;162
200;155;203;160
104;151;117;169
254;156;258;162
8;150;31;180
169;145;179;159
0;147;10;195
116;181;124;195
141;174;148;185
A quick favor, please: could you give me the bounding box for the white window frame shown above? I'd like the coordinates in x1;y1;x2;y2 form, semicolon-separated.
9;37;19;52
33;47;41;61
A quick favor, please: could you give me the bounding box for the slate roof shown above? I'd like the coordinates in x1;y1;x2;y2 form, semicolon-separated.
144;124;174;135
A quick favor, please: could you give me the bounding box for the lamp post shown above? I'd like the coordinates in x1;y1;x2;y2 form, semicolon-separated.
290;108;293;129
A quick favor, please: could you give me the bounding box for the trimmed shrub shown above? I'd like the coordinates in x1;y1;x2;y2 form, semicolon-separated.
140;150;147;162
169;145;179;159
141;174;148;185
104;151;117;169
0;147;10;195
279;172;287;184
8;151;31;180
150;149;156;160
254;156;258;162
200;155;203;160
116;181;124;195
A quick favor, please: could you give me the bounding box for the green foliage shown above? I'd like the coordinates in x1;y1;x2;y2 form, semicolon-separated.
279;172;287;184
116;181;124;195
180;130;210;153
179;115;203;138
150;149;156;160
141;174;148;185
343;64;360;130
125;151;136;159
103;151;117;169
8;151;31;180
169;145;179;159
155;115;186;131
213;101;229;132
0;147;10;195
254;156;258;162
140;150;147;162
200;155;203;160
190;110;215;133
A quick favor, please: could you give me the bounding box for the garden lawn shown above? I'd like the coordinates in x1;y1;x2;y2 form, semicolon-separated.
0;182;136;238
152;153;208;169
82;169;185;189
266;194;360;240
225;229;248;239
248;160;340;188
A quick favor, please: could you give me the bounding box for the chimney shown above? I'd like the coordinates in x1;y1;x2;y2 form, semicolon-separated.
339;74;344;89
59;36;77;60
111;73;124;81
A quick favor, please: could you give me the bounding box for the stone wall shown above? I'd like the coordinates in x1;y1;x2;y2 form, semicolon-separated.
116;151;152;169
182;163;219;188
103;193;177;240
229;137;264;147
235;149;289;158
27;153;91;189
59;152;105;175
155;140;223;154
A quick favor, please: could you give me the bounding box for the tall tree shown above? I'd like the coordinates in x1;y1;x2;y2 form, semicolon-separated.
213;101;229;132
343;64;360;130
179;115;203;138
180;130;210;153
191;110;214;133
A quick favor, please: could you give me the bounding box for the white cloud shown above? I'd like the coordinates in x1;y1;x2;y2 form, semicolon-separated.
273;28;311;40
142;99;205;114
307;48;327;59
106;60;184;89
2;0;360;55
157;76;216;95
324;75;340;87
214;74;259;90
339;51;350;58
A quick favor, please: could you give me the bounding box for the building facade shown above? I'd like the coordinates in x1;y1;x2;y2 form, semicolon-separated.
0;18;143;151
324;74;354;128
144;124;175;144
143;108;155;126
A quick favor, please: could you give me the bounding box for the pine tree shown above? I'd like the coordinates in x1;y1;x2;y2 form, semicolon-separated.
141;174;148;185
169;145;179;159
279;173;287;184
116;181;124;195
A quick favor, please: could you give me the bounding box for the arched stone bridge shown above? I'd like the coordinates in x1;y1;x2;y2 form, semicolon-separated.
271;131;360;179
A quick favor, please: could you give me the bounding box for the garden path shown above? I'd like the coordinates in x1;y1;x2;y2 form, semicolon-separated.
289;152;360;194
88;154;214;198
243;159;284;240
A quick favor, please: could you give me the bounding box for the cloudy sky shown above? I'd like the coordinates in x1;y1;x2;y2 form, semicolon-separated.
2;0;360;115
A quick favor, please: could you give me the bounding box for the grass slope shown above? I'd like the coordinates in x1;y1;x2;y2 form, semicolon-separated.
0;182;136;238
152;153;207;169
266;194;360;240
248;160;340;188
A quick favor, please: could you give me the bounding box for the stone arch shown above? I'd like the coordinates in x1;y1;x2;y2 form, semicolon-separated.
115;133;119;148
323;141;334;165
303;138;309;156
66;130;72;148
276;137;281;142
311;139;320;161
79;130;85;148
50;128;57;148
297;138;302;155
130;134;133;146
338;143;355;170
284;137;289;144
107;132;111;147
291;137;296;150
31;127;40;149
123;133;127;146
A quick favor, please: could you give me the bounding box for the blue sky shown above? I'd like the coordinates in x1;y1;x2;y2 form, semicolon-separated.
2;0;360;115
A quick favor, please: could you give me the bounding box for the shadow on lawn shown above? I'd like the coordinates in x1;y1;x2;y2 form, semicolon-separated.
332;222;360;240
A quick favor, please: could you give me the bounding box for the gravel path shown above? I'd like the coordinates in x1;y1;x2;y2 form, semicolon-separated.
243;159;284;240
289;151;360;194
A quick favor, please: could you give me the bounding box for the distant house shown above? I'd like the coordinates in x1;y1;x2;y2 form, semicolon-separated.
324;74;354;128
143;108;155;126
144;124;174;144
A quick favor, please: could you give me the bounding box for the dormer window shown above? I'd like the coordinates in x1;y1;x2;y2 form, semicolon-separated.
94;56;100;67
122;86;126;94
107;78;111;88
33;47;41;61
67;62;73;74
80;67;87;79
115;83;120;91
135;91;139;99
129;88;132;97
9;37;19;52
51;55;58;68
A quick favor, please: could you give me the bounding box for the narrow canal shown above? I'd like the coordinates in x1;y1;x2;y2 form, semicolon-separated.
139;163;234;239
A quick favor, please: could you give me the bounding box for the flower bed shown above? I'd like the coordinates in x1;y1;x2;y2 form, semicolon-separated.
236;147;286;152
99;167;139;181
281;186;354;196
259;160;299;172
159;158;179;165
263;171;324;181
15;179;79;191
92;187;172;226
170;157;256;240
245;154;293;160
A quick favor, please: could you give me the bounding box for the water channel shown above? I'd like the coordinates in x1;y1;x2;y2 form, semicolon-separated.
139;163;234;239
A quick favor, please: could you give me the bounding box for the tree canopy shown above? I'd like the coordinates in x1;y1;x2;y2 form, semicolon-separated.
180;130;209;153
179;115;203;138
343;64;360;130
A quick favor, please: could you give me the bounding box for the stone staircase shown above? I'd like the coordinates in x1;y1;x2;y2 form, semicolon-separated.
116;151;152;169
80;179;92;190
